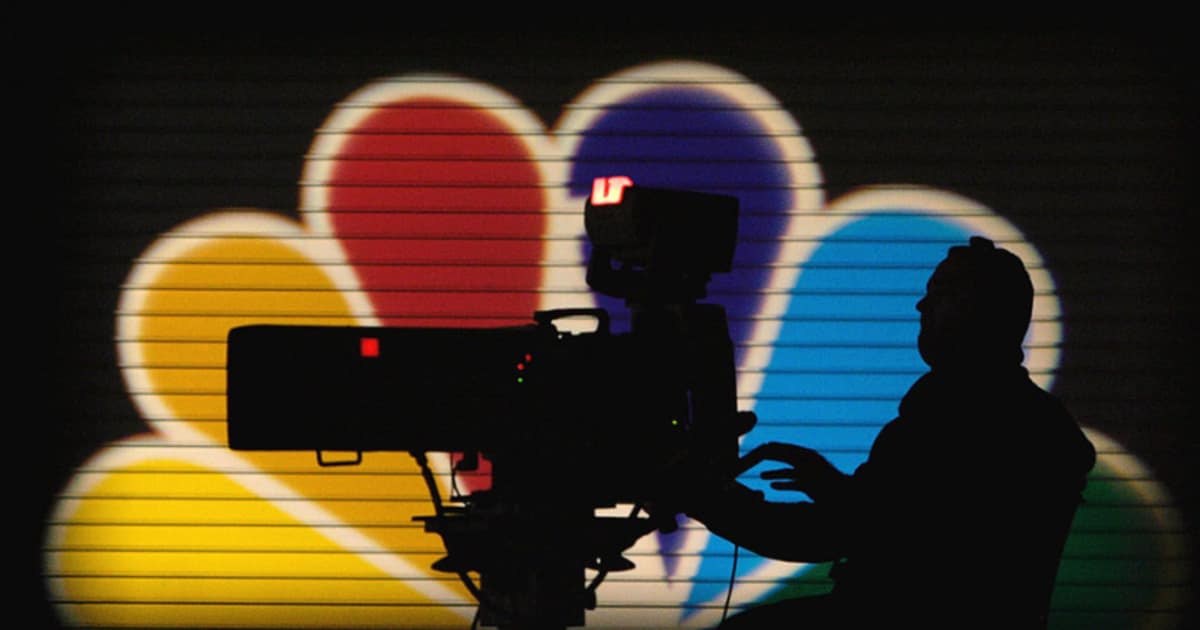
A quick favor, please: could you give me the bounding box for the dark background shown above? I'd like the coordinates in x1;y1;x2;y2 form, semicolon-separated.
39;28;1196;627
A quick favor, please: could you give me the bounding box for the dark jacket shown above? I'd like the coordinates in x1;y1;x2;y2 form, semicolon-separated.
691;366;1096;626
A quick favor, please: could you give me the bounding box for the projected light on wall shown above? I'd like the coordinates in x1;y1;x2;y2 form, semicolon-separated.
44;61;1186;629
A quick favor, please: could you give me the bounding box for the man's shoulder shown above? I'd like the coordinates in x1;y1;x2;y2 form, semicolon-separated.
896;368;1094;464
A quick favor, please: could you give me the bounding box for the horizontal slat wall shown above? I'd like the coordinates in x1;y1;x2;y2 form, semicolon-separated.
43;33;1194;629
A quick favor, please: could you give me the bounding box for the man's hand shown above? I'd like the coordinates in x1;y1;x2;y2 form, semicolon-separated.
739;442;849;502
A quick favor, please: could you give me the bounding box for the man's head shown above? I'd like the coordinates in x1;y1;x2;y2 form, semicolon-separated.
917;236;1034;369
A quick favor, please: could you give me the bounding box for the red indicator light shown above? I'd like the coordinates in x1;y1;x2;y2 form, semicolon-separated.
525;353;533;362
516;363;525;371
590;176;633;206
360;337;380;358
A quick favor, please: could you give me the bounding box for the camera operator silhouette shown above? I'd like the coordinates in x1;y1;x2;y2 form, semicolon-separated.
687;236;1096;628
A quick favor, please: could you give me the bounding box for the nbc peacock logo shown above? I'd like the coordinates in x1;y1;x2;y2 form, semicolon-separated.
45;61;1187;629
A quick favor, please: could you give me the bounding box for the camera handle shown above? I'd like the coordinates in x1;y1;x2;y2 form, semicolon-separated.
315;450;362;467
533;308;610;336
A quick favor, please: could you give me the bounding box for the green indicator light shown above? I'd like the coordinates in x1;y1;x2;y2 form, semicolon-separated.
517;376;524;384
670;418;680;427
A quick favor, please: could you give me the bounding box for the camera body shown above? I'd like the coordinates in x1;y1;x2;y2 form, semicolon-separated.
228;305;720;504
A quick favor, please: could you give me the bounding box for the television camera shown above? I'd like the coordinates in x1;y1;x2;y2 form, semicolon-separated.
226;178;756;628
